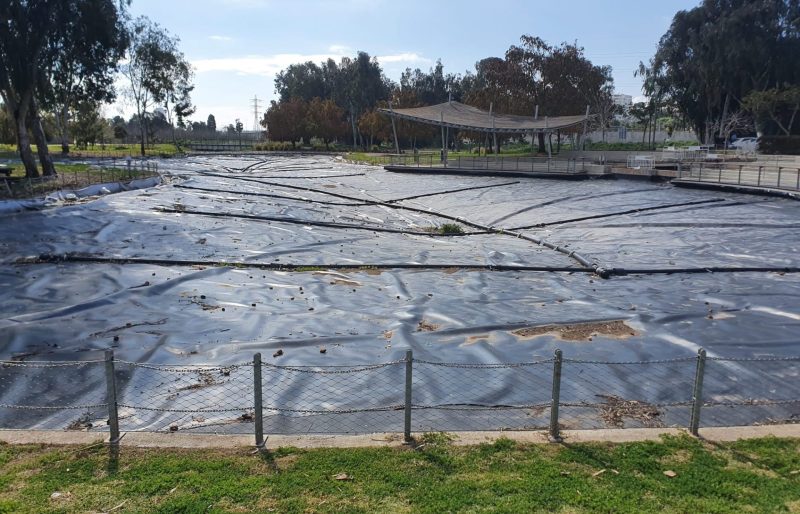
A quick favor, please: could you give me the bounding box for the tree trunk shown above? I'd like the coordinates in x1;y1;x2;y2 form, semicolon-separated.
140;115;147;156
537;132;545;153
349;106;357;150
29;101;56;176
13;99;39;178
59;105;70;155
718;92;730;147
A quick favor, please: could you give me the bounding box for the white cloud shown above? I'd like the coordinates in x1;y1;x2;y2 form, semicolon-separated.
209;35;234;42
378;52;429;64
192;50;430;77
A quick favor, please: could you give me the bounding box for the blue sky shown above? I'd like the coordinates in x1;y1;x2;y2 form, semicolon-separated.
116;0;700;127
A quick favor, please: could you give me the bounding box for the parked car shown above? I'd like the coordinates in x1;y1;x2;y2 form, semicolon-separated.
730;137;758;152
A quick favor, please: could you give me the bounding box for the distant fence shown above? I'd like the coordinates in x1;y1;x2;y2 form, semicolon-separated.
1;350;798;445
676;162;800;192
0;160;159;200
380;153;589;174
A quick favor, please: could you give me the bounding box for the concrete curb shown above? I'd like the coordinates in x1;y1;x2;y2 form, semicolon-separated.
671;178;800;200
1;424;798;449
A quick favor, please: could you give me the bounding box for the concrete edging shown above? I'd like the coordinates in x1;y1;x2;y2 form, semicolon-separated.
671;179;800;200
1;424;798;449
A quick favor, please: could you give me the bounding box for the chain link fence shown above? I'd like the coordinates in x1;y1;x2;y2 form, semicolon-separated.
1;350;798;444
0;160;159;200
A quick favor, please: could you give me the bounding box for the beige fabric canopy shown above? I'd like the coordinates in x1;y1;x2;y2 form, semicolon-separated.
378;101;590;133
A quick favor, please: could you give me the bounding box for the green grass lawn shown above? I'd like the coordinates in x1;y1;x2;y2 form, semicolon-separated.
1;434;798;513
0;143;182;159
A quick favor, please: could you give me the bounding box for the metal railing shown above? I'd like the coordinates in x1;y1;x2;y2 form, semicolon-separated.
676;163;800;192
377;153;587;174
0;160;159;200
1;349;798;446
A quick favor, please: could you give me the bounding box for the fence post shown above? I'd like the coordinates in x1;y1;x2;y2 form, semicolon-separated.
253;353;265;448
778;167;783;188
718;164;722;183
689;348;707;436
738;165;742;184
104;350;120;445
796;168;800;191
404;349;413;443
758;166;762;186
548;349;563;443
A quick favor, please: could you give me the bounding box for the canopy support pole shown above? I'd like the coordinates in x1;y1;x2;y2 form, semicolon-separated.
486;102;493;155
546;117;552;159
388;102;400;155
581;105;590;152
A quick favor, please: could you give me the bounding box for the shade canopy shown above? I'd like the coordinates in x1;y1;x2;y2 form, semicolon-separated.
378;101;590;134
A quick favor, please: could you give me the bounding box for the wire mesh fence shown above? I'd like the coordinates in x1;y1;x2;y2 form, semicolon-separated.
378;153;587;173
677;163;800;191
1;350;799;443
0;160;159;200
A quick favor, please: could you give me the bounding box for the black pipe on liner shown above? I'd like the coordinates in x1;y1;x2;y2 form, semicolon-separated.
195;171;609;277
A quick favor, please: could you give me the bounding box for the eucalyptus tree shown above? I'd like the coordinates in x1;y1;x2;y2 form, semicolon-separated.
0;1;56;176
651;0;800;143
122;16;193;156
43;0;129;155
0;0;129;176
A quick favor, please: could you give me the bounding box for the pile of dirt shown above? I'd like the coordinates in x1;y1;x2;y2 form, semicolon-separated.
511;320;637;342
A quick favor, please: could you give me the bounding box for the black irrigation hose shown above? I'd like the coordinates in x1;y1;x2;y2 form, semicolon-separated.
156;207;488;236
20;254;800;276
176;181;521;207
195;171;608;276
25;253;593;273
236;173;366;180
385;181;520;203
608;266;800;276
174;184;373;206
509;198;728;230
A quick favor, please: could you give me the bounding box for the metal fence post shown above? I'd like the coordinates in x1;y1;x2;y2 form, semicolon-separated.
548;349;563;442
253;353;265;448
104;350;120;445
404;349;413;442
758;166;762;186
689;348;707;436
738;165;742;184
778;167;783;188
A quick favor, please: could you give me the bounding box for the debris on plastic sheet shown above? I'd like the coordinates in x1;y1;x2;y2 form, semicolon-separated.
417;319;441;332
597;395;663;428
